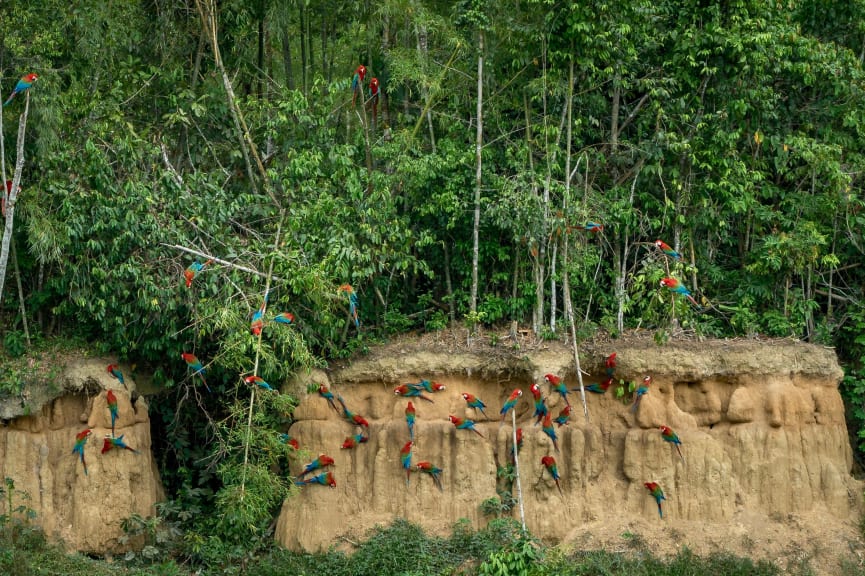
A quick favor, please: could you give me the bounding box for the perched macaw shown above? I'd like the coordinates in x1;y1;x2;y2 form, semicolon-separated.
660;277;699;306
279;434;300;450
245;375;276;393
542;413;559;452
605;352;617;377
400;441;413;486
338;284;359;328
272;312;295;325
655;239;682;260
369;77;380;125
540;455;563;496
181;352;210;392
351;65;366;106
336;395;370;428
461;393;489;419
3;73;38;107
500;389;522;423
585;377;613;394
544;373;570;407
101;434;140;455
405;401;416;442
183;259;213;288
554;405;571;427
448;415;485;439
250;295;268;336
1;180;15;217
659;425;685;463
530;383;549;425
295;471;336;488
318;384;340;414
298;454;335;479
644;481;666;518
585;222;604;233
72;429;92;475
416;461;443;491
631;375;651;413
107;364;125;387
106;389;119;436
510;427;523;463
394;384;434;403
341;433;368;449
411;379;446;393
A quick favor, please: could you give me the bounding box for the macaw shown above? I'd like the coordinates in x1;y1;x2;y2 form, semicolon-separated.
542;413;559;452
544;373;571;407
72;429;92;475
351;65;366;106
251;295;268;336
106;364;125;387
336;395;370;428
660;277;699;306
317;384;340;413
3;73;38;107
101;434;140;455
540;455;563;496
500;389;522;423
605;352;617;377
181;352;211;392
448;415;485;439
554;405;571;427
631;375;651;413
184;259;213;288
585;222;604;233
245;375;276;393
106;389;119;436
510;427;523;463
298;454;335;479
393;384;434;403
411;379;446;393
644;481;666;518
655;239;682;260
585;377;613;394
369;77;380;125
1;180;16;217
341;433;368;449
415;461;443;491
659;425;685;463
295;471;336;488
400;441;413;486
279;434;300;450
530;383;549;425
461;393;489;419
405;401;416;441
272;312;295;325
338;284;359;328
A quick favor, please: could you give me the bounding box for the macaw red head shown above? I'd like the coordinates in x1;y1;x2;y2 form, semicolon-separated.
643;375;652;385
448;415;458;424
24;73;38;83
76;429;92;441
544;373;561;385
394;385;405;395
541;455;555;467
659;425;671;434
660;278;676;288
606;352;617;367
431;381;446;391
530;383;541;397
320;455;335;466
644;481;656;491
325;472;337;488
461;393;470;401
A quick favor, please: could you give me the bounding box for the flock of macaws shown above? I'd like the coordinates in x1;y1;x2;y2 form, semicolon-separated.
350;64;381;125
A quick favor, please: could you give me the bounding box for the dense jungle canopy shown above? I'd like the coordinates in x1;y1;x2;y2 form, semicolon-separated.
2;0;865;566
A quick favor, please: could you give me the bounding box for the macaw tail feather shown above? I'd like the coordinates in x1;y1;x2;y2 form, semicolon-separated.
676;445;685;463
555;479;563;497
657;501;663;518
472;427;486;439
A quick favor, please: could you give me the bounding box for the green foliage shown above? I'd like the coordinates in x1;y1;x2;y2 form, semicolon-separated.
478;536;541;576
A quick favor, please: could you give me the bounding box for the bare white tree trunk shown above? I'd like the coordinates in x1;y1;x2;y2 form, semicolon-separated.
470;30;484;315
0;94;31;305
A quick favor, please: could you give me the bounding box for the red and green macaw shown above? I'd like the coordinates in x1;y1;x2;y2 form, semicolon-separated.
542;413;559;452
554;405;571;427
336;395;370;429
101;434;140;455
415;461;443;491
341;433;368;449
585;377;613;394
107;364;125;387
106;389;119;436
644;481;666;518
530;383;549;425
3;73;38;107
72;429;92;475
181;352;210;392
660;277;699;306
245;375;275;393
544;373;571;407
411;379;446;393
605;352;617;377
655;239;682;260
338;284;359;329
272;312;295;325
351;65;366;106
510;427;523;463
400;440;413;485
2;180;15;217
184;259;213;288
296;471;336;488
369;77;380;124
631;375;651;413
461;393;489;419
540;455;563;496
318;384;339;413
250;294;268;335
405;401;416;441
659;425;685;463
279;433;300;450
298;454;335;479
448;415;485;438
585;222;604;233
500;389;522;423
394;384;434;403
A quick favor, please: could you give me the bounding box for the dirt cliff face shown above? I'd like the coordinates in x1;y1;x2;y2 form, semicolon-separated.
276;333;864;572
0;358;164;554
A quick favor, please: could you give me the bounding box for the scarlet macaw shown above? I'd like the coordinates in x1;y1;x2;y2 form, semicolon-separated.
184;259;213;288
369;77;380;125
279;434;300;450
585;222;604;233
338;284;359;328
181;352;210;392
3;73;38;107
107;364;125;387
631;376;651;413
448;415;485;439
394;384;434;403
296;471;336;488
336;395;369;429
272;312;295;325
461;393;489;419
245;375;276;393
644;481;666;518
2;180;18;217
250;295;268;335
659;425;685;463
530;383;549;425
297;454;335;479
106;389;118;436
605;352;617;377
540;455;563;496
554;405;571;427
341;433;368;449
405;401;416;442
542;413;559;452
317;384;340;414
400;441;413;486
585;377;613;394
500;389;522;423
411;379;446;393
654;239;682;260
351;65;366;106
544;373;571;407
72;429;92;475
510;427;523;463
660;277;699;306
415;461;443;491
101;434;140;455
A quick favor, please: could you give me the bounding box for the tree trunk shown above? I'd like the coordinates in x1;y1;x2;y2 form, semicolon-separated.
470;30;483;315
299;3;308;94
0;94;30;307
